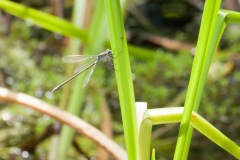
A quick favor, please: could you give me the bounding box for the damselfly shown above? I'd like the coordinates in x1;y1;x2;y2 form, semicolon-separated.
52;49;113;92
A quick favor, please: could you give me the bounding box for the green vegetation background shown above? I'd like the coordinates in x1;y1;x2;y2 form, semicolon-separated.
0;0;240;159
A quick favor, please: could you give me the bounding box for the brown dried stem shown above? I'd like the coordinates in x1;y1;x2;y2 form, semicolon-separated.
0;87;126;160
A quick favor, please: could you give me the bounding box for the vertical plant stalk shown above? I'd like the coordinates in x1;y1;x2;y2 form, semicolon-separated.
139;119;153;160
181;10;240;159
151;149;155;160
182;10;226;160
174;0;222;159
104;0;138;159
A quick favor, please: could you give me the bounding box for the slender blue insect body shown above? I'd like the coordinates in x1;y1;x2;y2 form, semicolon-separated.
52;49;112;92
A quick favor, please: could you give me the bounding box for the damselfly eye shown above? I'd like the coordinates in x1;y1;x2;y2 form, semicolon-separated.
106;49;112;54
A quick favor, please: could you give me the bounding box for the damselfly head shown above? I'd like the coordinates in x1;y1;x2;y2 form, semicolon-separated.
106;49;112;55
103;49;112;58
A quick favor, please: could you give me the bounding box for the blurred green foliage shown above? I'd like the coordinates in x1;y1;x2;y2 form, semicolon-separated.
132;50;192;107
0;1;240;160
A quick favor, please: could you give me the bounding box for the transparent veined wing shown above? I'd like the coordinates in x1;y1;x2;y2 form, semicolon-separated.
82;61;98;88
62;55;96;63
73;57;97;73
